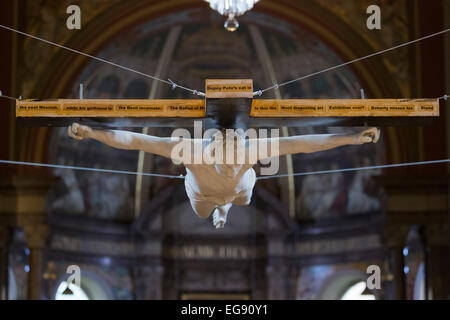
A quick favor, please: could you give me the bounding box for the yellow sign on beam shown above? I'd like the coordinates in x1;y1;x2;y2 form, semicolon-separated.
16;99;206;117
206;79;253;98
250;99;440;117
16;98;440;119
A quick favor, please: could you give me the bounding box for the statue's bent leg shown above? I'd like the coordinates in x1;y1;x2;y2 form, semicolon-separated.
232;188;253;206
188;196;216;219
213;203;232;229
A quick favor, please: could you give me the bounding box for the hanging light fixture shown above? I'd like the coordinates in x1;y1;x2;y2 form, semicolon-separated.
205;0;260;32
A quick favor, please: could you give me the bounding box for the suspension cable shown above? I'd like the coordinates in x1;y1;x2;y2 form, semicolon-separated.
0;24;205;97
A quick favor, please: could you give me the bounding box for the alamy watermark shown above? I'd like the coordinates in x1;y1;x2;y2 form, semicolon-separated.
366;264;381;290
366;5;381;30
66;5;81;30
66;265;81;288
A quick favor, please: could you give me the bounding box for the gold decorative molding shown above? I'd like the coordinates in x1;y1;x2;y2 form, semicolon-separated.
23;224;49;249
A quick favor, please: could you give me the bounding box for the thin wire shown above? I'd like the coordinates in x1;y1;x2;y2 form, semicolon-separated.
0;160;185;179
1;158;449;181
256;159;450;180
2;90;447;102
254;28;450;96
1;91;447;104
0;24;205;97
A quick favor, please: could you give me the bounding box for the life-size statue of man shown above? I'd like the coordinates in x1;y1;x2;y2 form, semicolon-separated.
68;123;380;229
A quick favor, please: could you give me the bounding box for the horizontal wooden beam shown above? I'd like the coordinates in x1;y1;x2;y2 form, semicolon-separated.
251;99;440;117
16;99;206;117
15;98;440;128
17;98;440;118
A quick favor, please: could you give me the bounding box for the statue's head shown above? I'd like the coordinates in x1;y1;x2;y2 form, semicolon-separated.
209;128;246;178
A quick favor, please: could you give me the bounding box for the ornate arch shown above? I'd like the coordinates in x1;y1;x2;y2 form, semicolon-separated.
21;0;405;166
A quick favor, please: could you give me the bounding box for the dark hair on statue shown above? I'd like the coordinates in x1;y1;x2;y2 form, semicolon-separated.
208;128;247;142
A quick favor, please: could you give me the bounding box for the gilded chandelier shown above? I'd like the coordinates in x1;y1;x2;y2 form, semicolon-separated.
205;0;260;31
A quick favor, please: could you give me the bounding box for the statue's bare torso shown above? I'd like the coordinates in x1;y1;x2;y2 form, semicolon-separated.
185;164;256;208
183;137;257;221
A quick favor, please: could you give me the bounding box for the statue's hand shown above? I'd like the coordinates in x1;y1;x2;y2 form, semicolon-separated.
67;123;92;140
355;127;380;144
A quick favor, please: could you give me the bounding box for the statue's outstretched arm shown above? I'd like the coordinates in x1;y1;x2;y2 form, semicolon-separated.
67;123;181;159
257;127;380;159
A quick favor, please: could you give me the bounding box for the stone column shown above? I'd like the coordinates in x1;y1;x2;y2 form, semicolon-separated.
384;224;409;300
23;225;49;300
0;226;12;300
375;175;449;300
0;175;53;300
424;223;450;299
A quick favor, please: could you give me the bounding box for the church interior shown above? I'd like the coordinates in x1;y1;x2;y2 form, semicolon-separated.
0;0;449;300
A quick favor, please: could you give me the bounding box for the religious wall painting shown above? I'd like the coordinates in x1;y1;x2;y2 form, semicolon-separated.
292;137;384;220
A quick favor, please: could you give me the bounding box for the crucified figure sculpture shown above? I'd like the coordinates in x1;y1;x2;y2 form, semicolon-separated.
68;123;380;229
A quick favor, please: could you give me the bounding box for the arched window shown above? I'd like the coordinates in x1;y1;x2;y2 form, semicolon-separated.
55;281;90;300
317;270;378;300
53;270;114;300
340;281;375;300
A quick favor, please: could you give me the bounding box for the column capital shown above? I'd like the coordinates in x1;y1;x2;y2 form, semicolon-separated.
0;175;54;228
23;224;49;249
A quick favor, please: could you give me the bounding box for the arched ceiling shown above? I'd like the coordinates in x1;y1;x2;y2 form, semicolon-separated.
17;0;413;169
30;1;396;221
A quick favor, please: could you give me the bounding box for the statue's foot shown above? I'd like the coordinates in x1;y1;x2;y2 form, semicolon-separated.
213;207;228;229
